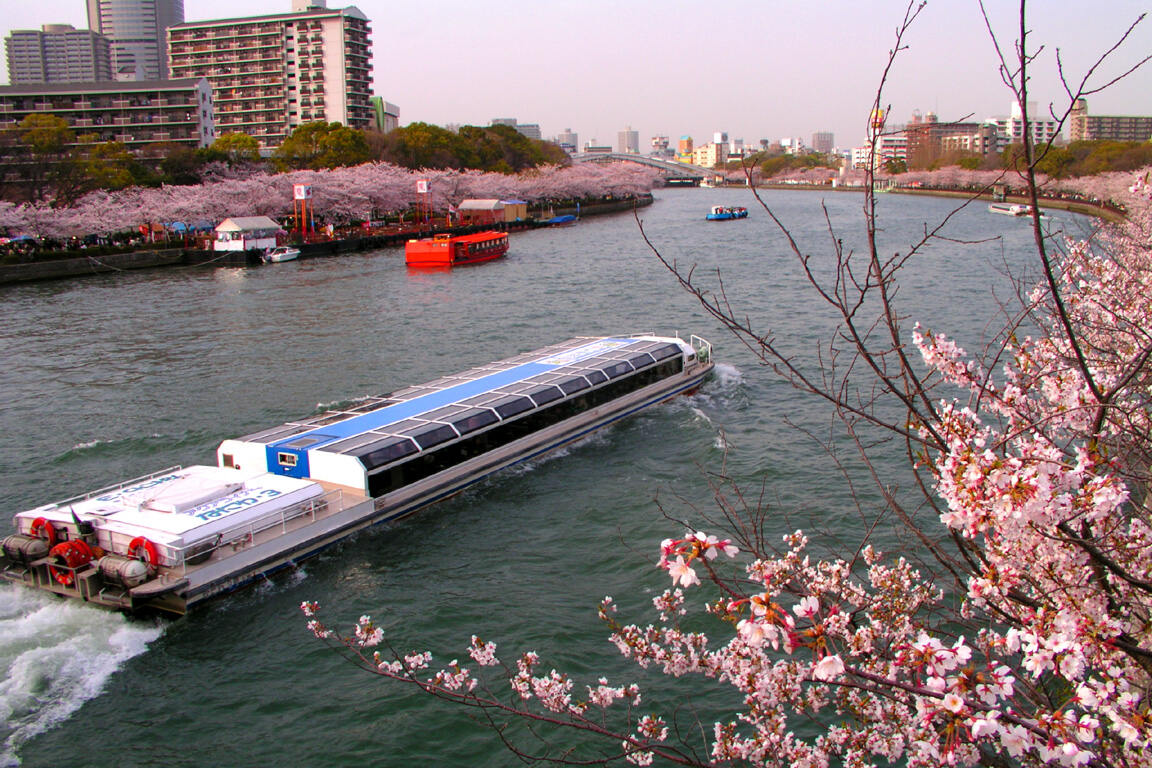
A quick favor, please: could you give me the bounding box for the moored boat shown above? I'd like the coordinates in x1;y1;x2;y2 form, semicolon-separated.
405;230;508;267
263;245;301;263
706;206;748;221
0;334;714;615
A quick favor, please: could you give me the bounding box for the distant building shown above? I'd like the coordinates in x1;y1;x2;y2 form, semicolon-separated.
369;97;399;133
780;137;806;155
904;111;998;167
556;128;578;154
490;118;541;140
811;131;834;154
5;24;113;85
168;0;373;149
583;141;611;154
650;135;672;159
87;0;184;81
0;78;215;150
693;141;727;168
851;133;908;170
1069;98;1152;142
728;137;745;158
676;135;693;163
617;126;639;154
984;101;1060;150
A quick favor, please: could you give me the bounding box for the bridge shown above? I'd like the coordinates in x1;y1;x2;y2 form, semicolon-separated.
570;152;716;185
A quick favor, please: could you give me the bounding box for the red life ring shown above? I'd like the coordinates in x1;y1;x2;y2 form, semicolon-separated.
127;536;159;571
48;540;95;586
30;517;57;546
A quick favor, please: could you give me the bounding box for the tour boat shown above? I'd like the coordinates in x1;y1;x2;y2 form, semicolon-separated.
0;334;714;615
263;245;300;263
405;230;508;267
706;206;748;221
988;202;1033;217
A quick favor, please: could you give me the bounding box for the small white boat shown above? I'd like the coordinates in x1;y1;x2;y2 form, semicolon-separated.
263;246;300;263
989;202;1032;217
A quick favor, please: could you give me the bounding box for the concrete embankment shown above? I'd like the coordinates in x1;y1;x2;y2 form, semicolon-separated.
0;195;653;285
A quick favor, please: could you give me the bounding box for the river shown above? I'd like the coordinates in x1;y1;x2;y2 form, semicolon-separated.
0;187;1091;767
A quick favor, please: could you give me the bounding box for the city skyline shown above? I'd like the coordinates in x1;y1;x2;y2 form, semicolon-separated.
2;0;1151;152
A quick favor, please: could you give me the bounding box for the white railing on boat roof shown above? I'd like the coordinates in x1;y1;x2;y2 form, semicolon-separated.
163;485;352;573
39;466;185;510
690;335;712;364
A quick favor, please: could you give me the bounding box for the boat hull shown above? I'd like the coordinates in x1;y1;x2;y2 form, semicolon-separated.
405;231;508;267
0;338;713;615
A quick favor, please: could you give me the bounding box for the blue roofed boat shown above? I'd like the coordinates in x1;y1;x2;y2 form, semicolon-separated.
706;205;748;221
1;334;714;615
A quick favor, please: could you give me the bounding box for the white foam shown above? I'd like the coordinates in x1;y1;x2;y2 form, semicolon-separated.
0;586;162;767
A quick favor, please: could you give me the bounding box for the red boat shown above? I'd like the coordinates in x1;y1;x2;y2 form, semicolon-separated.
405;230;509;267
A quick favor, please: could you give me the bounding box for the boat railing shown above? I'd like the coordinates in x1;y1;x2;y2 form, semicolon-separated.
690;335;712;364
40;466;184;510
165;486;351;572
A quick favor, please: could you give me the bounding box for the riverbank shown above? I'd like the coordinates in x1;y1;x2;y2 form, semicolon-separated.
0;194;653;285
751;181;1123;222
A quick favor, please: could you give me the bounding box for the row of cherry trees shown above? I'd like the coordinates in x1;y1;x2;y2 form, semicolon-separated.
0;161;662;240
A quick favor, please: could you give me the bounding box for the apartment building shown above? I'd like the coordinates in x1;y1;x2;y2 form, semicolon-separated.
168;0;372;149
1070;99;1152;142
5;24;112;85
0;78;215;150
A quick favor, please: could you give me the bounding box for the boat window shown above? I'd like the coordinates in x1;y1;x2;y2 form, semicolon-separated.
379;418;424;434
398;422;459;450
321;431;395;453
277;452;298;467
461;392;505;407
554;375;590;395
392;386;433;400
447;407;499;434
522;384;563;406
647;343;681;361
598;361;634;379
487;395;534;418
422;405;467;422
576;369;608;386
626;352;656;370
236;424;312;443
350;399;397;413
354;436;419;469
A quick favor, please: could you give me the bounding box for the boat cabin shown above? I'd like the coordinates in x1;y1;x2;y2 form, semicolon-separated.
214;216;283;252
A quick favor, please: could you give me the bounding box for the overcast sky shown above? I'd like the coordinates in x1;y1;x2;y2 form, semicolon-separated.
3;1;1151;150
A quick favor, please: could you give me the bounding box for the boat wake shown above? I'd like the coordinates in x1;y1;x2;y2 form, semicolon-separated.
0;586;162;767
54;433;171;462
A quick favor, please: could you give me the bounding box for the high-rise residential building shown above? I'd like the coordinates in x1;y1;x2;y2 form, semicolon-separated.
617;126;638;154
168;0;373;149
811;131;834;155
1070;99;1152;142
5;24;113;85
0;78;215;150
87;0;184;81
983;101;1060;150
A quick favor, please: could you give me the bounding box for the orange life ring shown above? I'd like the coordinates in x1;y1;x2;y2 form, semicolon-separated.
127;536;159;571
30;516;57;546
48;540;95;586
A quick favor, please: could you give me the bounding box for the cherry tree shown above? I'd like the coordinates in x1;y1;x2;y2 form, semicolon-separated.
301;3;1152;767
